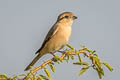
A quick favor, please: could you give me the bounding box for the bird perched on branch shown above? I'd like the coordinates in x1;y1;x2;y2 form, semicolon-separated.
24;12;77;71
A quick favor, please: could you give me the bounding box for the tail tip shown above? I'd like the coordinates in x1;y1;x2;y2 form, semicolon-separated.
24;67;30;71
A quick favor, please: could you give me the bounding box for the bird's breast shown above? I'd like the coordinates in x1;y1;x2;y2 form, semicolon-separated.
42;25;72;53
58;26;72;42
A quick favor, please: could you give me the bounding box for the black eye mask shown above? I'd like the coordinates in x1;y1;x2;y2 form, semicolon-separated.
58;16;69;21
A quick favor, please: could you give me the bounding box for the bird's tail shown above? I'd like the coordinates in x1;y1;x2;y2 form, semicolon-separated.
24;53;44;71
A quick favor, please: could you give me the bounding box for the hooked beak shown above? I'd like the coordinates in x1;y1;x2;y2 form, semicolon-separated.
73;16;77;19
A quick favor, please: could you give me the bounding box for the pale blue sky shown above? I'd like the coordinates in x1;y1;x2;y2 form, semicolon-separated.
0;0;120;80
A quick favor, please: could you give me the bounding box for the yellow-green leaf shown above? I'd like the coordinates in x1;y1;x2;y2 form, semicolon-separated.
19;74;26;77
0;74;8;79
54;56;62;62
37;75;43;80
30;76;33;80
66;55;69;63
96;68;103;79
48;77;53;80
13;74;18;79
44;67;50;77
95;57;101;66
103;62;113;71
66;49;74;53
93;53;98;56
84;48;92;53
48;63;55;72
56;61;60;64
75;51;80;54
81;62;89;66
70;55;74;60
93;57;105;76
94;57;102;70
30;71;36;80
78;54;82;62
73;62;88;66
39;75;48;80
78;66;89;76
73;62;81;65
91;50;96;54
66;44;74;50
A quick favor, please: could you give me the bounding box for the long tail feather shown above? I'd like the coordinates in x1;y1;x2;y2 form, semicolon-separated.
24;53;44;71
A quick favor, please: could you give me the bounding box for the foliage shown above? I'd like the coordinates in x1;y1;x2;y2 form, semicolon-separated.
0;44;113;80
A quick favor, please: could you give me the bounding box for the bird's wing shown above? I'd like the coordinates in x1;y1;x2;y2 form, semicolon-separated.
35;23;59;54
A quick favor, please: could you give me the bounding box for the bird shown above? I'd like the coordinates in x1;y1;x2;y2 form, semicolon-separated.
24;12;77;71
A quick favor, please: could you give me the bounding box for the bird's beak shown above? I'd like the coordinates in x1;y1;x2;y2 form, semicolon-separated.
73;16;77;19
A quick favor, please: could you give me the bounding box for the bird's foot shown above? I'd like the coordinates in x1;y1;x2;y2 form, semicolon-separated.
50;53;57;62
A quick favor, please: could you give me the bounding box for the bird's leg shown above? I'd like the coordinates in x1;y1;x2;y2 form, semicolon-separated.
50;53;56;57
50;53;57;62
58;50;65;53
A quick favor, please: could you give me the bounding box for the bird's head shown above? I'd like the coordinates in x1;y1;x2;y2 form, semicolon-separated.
57;12;77;23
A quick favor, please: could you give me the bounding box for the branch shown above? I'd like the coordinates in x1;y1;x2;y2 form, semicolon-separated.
24;49;86;79
0;44;113;80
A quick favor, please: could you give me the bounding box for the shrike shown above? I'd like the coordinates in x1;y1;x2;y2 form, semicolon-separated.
25;12;77;71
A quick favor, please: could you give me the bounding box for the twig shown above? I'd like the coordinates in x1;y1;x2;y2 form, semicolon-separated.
24;50;87;79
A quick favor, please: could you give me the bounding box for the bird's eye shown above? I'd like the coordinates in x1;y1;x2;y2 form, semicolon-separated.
64;16;69;18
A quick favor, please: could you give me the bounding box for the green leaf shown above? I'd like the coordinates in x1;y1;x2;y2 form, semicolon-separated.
85;48;92;53
78;54;82;62
93;53;98;56
100;68;104;76
78;66;89;76
48;63;55;72
39;75;49;80
37;75;43;80
103;62;113;71
0;74;8;79
70;55;74;60
66;55;69;63
48;77;53;80
30;71;36;80
94;57;102;69
81;62;89;66
73;62;88;66
66;44;74;50
91;50;96;54
56;61;60;64
13;74;18;79
91;57;100;68
44;67;50;77
73;62;81;65
59;58;63;62
93;57;104;76
75;51;80;54
30;76;33;80
66;49;75;53
19;74;26;77
83;48;96;54
54;56;62;62
96;68;103;79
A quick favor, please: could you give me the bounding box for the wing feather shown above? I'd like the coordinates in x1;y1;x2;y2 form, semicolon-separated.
35;23;59;54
